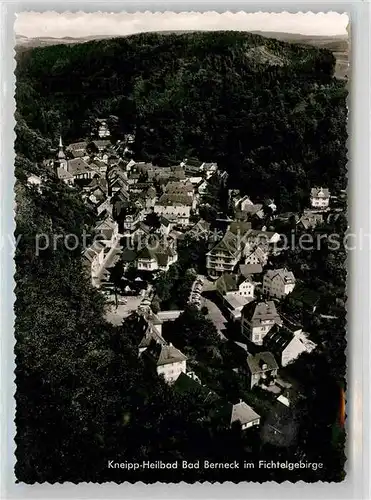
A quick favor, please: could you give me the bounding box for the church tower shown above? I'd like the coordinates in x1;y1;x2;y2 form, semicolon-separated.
56;136;68;171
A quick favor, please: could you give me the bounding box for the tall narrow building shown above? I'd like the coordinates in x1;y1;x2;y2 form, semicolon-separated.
56;136;68;171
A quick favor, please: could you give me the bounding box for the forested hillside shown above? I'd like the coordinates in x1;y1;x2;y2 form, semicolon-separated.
16;31;347;210
14;31;347;482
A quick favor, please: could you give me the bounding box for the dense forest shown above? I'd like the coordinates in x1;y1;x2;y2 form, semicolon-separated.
16;31;347;210
14;31;347;482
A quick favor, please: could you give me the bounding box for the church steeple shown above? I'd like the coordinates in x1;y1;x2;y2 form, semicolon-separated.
58;136;65;159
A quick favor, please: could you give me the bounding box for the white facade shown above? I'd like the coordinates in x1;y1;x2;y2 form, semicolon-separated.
154;204;191;226
244;247;268;266
281;331;317;367
237;279;255;297
263;269;296;299
310;187;330;208
157;360;187;384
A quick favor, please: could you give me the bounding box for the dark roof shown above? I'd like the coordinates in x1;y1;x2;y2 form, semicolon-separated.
239;264;263;277
157;193;192;206
67;158;94;176
144;342;187;366
246;351;278;374
242;301;280;325
121;248;137;262
264;324;294;353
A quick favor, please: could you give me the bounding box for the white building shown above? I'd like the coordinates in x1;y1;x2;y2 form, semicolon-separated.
216;273;255;299
310;187;330;209
262;268;296;299
244;246;268;267
230;401;261;430
136;238;178;272
154;194;192;227
264;325;317;367
144;342;187;384
241;300;282;345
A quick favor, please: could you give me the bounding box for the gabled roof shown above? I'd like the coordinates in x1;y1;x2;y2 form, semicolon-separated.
311;187;330;198
57;167;73;180
245;245;267;265
139;325;166;349
87;176;108;191
264;268;296;285
93;139;112;149
208;230;241;257
67;158;94;176
242;300;280;324
231;401;260;426
246;351;278;374
264;325;316;360
145;342;187;366
299;213;323;229
157;193;192;207
67;141;87;151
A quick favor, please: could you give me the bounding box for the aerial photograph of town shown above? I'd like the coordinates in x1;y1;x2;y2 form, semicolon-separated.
13;11;348;483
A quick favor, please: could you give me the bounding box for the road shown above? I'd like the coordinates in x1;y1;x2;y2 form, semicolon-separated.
202;297;227;339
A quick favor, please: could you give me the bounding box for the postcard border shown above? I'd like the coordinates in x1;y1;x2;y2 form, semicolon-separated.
1;1;370;499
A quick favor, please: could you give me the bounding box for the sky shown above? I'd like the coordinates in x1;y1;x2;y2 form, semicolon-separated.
15;11;349;38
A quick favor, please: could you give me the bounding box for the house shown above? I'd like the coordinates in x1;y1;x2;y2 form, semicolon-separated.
244;246;268;267
96;198;113;217
206;230;242;278
197;180;209;196
138;322;167;355
96;118;110;138
246;351;279;389
298;211;324;230
143;341;187;384
136;236;178;272
264;324;317;367
234;195;254;211
56;167;74;185
84;177;108;200
27;174;42;188
200;162;218;179
310;187;330;209
230;400;261;430
186;219;211;240
159;216;172;236
66;141;87;158
82;239;106;284
164;181;195;207
241;300;282;345
120;206;144;235
92;139;111;152
154;194;192;227
88;158;108;176
94;217;119;243
243;230;281;252
67;158;96;180
216;273;255;299
262;268;296;299
216;273;255;320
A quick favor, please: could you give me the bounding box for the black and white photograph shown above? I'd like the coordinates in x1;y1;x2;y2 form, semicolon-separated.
13;11;348;483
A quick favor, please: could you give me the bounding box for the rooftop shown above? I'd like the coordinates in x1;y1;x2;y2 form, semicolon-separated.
231;401;260;426
246;351;278;374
